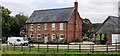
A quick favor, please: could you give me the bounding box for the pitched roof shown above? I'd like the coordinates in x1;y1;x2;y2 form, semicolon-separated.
26;7;75;23
95;16;120;34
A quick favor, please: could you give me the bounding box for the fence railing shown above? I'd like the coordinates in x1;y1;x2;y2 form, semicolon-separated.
4;41;120;54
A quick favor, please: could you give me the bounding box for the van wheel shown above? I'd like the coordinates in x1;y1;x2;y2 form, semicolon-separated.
26;43;28;46
9;43;12;46
11;43;14;46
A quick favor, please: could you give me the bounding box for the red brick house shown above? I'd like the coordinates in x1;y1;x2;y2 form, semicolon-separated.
26;1;82;43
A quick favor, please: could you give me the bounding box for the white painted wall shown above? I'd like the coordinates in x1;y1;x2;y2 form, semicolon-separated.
112;34;120;45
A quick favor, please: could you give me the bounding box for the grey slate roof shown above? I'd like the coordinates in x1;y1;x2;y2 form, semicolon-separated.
95;16;120;34
26;7;75;23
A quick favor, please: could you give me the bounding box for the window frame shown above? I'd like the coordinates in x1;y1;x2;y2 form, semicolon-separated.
37;24;40;30
51;34;56;41
30;24;34;30
37;34;41;41
44;23;48;30
52;23;56;30
59;34;64;42
59;34;64;39
60;23;64;30
30;33;34;40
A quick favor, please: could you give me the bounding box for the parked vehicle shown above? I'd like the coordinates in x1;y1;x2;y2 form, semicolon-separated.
8;37;28;45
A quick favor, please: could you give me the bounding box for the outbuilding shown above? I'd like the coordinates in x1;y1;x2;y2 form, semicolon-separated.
95;16;120;45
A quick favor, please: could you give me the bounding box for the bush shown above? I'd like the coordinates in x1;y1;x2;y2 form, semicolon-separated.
83;37;88;41
2;37;7;43
46;41;56;44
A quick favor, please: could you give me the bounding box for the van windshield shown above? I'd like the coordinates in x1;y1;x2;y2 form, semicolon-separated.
17;39;21;42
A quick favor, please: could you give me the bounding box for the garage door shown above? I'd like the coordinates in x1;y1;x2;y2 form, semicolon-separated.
112;34;120;45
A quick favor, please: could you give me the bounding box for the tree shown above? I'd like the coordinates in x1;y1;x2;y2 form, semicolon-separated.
10;13;28;36
82;18;94;37
2;5;28;37
2;6;14;37
96;34;100;40
0;5;2;38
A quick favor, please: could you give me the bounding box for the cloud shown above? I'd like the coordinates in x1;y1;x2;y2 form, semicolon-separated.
78;1;118;23
1;0;119;23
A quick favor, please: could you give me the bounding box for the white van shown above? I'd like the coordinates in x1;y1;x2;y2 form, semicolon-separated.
8;37;28;45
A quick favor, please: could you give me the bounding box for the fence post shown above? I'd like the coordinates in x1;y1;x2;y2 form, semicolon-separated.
38;42;39;52
57;43;59;53
29;43;31;52
7;41;8;50
14;43;15;51
21;44;23;51
67;44;69;52
106;42;108;53
115;39;117;51
24;43;26;51
53;49;55;55
79;44;81;52
92;44;94;53
47;44;49;53
90;44;91;51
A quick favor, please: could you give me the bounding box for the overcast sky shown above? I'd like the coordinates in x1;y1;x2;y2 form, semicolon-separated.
1;0;120;23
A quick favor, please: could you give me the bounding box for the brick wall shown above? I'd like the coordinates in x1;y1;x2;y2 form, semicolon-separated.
26;13;83;43
26;22;67;43
67;10;82;42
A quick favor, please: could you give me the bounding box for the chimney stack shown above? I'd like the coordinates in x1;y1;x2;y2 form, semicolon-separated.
74;0;78;11
74;0;78;41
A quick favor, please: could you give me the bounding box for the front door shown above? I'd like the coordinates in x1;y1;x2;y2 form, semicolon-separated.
44;35;48;43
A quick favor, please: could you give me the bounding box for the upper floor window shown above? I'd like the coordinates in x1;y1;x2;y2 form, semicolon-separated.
37;24;40;30
52;23;56;30
44;23;48;30
60;23;64;30
30;24;34;30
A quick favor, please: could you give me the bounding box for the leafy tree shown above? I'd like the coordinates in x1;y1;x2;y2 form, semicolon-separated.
96;34;100;40
10;13;28;36
82;18;94;38
101;34;105;40
2;6;14;37
2;5;28;37
0;5;2;39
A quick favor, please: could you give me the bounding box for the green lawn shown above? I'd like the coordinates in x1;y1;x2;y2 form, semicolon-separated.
1;45;120;54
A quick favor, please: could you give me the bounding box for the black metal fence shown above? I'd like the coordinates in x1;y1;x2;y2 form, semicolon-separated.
4;41;120;54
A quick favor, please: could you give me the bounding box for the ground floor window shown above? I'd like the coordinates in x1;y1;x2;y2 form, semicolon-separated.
37;34;41;42
44;35;48;43
51;34;56;42
30;34;34;41
59;34;64;43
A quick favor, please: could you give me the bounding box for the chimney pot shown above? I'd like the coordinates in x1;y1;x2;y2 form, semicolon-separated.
75;0;77;2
